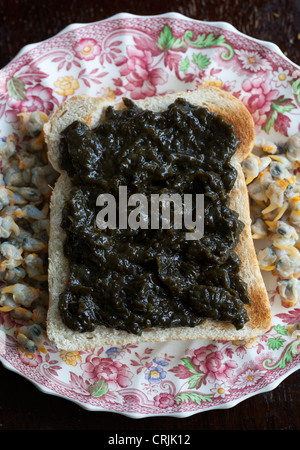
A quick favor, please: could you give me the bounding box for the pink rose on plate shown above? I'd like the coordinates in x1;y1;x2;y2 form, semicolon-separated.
241;77;279;126
153;392;175;409
74;38;101;61
192;347;238;384
5;84;58;126
81;357;133;391
19;350;43;367
120;45;168;100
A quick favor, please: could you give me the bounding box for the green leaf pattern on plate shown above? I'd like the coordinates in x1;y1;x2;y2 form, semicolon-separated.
7;76;26;100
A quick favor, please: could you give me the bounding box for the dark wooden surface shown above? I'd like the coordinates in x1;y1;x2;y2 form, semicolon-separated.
0;0;300;432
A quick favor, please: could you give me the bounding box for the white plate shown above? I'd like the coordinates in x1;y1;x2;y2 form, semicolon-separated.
0;12;300;417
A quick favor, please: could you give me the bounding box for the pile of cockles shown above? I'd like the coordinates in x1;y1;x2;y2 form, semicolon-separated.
242;133;300;308
0;111;57;353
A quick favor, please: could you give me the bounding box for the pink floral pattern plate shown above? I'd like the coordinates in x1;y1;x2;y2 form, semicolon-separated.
1;12;300;417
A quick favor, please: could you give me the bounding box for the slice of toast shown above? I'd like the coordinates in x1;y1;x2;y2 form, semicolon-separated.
44;86;272;351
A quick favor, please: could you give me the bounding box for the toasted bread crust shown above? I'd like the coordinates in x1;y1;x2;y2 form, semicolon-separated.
44;86;272;351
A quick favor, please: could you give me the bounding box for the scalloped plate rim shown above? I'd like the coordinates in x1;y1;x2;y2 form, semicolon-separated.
4;12;299;72
1;351;299;418
0;11;299;418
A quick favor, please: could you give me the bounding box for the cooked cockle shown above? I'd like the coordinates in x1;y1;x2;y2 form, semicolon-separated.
24;204;48;220
274;247;300;278
0;135;17;167
3;162;23;186
263;179;289;215
41;163;58;181
17;324;44;345
1;283;40;308
37;289;49;307
16;151;39;170
284;134;300;163
269;160;292;180
8;228;47;253
260;139;278;154
6;189;28;206
263;206;288;224
249;202;264;221
31;219;49;234
10;307;33;321
8;227;32;248
257;246;277;270
1;204;22;217
259;168;273;192
288;192;300;211
31;167;52;196
0;215;20;239
278;277;300;306
257;156;272;176
39;163;55;178
15;323;45;353
271;221;299;248
26;323;45;345
242;154;273;184
8;186;42;203
246;168;273;205
277;221;299;239
24;253;47;281
0;292;18;312
247;177;269;203
13;203;48;221
0;186;11;210
283;184;300;213
0;242;23;270
251;217;268;239
22;235;47;252
15;330;38;353
242;156;260;184
259;155;272;168
19;111;48;137
3;160;32;187
29;133;48;152
290;209;300;231
3;266;26;284
32;304;47;325
269;153;292;167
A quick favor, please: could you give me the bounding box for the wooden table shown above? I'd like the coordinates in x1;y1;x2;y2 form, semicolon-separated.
0;0;299;432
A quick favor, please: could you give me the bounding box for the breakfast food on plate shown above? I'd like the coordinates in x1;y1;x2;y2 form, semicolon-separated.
44;86;272;351
242;134;300;307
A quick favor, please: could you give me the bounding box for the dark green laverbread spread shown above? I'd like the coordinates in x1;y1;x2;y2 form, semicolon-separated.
58;97;251;335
